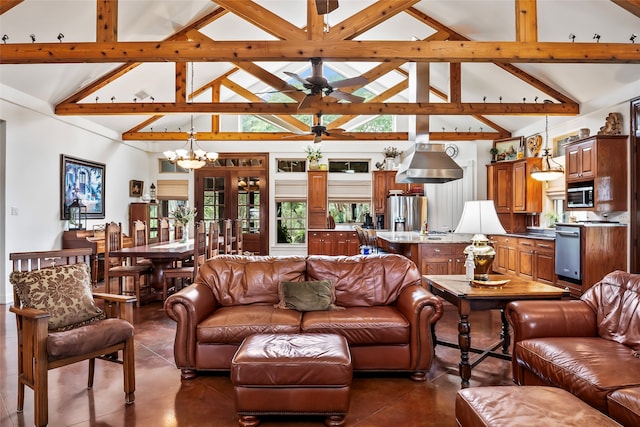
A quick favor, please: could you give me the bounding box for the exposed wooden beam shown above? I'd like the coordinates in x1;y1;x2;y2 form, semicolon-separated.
516;0;538;42
307;0;325;40
96;0;118;43
449;63;461;104
325;0;420;41
4;40;639;64
55;101;579;116
176;62;187;104
122;130;503;142
611;0;640;18
406;6;578;106
0;0;23;14
213;0;306;41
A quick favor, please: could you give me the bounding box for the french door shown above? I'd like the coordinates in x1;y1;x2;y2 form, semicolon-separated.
194;154;269;255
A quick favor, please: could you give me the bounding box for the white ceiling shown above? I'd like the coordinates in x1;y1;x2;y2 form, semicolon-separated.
1;0;639;143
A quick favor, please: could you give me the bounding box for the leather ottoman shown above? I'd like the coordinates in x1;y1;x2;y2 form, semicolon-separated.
231;333;352;427
456;386;621;427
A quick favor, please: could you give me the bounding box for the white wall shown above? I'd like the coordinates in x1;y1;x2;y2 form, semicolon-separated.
1;92;153;303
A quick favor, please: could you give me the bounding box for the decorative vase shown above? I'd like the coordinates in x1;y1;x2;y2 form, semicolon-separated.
309;159;320;170
181;225;189;243
384;157;395;170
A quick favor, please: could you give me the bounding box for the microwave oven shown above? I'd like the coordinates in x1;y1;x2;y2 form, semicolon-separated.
567;186;594;208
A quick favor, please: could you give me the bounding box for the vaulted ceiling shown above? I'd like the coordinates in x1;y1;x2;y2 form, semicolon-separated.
1;0;639;147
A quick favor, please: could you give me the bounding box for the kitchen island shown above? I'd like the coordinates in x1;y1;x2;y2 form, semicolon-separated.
376;231;474;276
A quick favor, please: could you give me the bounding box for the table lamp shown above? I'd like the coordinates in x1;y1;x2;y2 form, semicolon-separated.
454;200;506;281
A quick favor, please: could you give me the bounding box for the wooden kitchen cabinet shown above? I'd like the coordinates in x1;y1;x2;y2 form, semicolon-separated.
565;135;628;213
492;235;555;285
487;162;512;213
512;158;542;213
307;171;328;229
419;243;467;276
129;202;160;243
308;230;359;255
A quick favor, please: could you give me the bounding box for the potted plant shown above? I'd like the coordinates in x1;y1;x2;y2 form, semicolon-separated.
489;147;499;163
383;146;401;169
305;146;322;170
171;205;197;242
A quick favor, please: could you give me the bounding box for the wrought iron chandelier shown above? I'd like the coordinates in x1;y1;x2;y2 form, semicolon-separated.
530;115;565;181
163;63;218;170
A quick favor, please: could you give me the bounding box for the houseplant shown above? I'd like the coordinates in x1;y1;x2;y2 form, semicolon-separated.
305;146;323;170
171;205;197;242
383;146;401;169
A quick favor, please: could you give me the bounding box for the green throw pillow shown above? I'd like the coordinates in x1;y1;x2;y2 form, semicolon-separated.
275;280;338;312
10;263;104;331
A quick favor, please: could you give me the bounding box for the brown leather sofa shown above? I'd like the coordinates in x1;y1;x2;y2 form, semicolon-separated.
506;270;640;427
164;253;443;381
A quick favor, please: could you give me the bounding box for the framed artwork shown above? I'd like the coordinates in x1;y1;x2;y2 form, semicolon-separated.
493;136;523;162
553;131;579;157
60;155;106;220
129;180;143;197
525;134;543;158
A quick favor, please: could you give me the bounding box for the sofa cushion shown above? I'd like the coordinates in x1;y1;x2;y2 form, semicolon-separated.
196;305;302;344
301;306;410;345
306;254;421;307
515;336;640;412
608;387;640;427
581;271;640;351
10;263;104;331
275;280;338;312
196;255;307;306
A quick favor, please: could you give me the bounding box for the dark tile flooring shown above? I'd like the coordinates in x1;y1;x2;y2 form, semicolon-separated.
1;296;514;426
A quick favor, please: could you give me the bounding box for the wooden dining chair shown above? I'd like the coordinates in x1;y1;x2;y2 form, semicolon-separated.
207;220;220;258
9;248;136;427
158;217;170;243
162;221;207;301
222;219;234;255
174;223;184;241
233;219;244;255
104;221;152;307
131;220;152;267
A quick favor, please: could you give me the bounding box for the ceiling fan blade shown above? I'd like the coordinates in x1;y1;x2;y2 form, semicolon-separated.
299;93;320;109
329;75;368;88
315;0;339;15
313;133;323;144
284;71;310;86
328;90;365;103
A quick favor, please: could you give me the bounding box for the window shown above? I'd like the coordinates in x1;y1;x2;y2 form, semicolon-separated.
328;201;371;224
277;159;307;172
277;201;307;244
328;160;369;173
158;159;189;173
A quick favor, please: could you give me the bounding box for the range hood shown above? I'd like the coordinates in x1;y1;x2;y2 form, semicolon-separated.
395;135;464;184
396;62;463;184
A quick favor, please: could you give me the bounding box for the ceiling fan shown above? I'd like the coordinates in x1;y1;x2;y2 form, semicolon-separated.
315;0;339;15
288;113;352;143
284;58;368;109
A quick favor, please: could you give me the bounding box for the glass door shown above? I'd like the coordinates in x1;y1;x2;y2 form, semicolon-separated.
194;154;268;255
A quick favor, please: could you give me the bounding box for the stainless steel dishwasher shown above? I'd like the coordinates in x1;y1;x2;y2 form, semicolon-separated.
555;224;581;281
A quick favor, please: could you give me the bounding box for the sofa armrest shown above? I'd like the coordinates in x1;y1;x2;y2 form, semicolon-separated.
396;285;444;371
164;283;217;370
506;300;597;343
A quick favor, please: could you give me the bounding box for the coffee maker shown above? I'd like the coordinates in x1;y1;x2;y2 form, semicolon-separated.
376;214;385;230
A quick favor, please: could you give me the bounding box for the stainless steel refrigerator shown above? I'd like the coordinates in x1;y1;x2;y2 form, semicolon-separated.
387;195;427;231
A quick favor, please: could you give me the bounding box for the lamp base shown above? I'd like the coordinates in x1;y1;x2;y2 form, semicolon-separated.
463;237;496;282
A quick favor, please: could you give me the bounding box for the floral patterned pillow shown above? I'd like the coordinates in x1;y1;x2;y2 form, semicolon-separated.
10;263;104;331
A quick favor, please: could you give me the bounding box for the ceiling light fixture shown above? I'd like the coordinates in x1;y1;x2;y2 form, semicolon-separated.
530;114;565;181
163;63;218;170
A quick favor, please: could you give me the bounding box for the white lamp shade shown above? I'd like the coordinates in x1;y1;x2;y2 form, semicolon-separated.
454;200;506;235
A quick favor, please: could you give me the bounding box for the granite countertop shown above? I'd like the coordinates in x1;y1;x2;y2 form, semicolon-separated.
376;231;474;244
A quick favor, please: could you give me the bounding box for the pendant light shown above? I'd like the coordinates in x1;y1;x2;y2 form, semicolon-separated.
163;63;218;169
530;115;565;181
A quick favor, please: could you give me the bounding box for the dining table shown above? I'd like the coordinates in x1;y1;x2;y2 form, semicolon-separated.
110;239;194;296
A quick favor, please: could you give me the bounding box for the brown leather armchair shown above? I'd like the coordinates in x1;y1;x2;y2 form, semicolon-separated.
506;270;640;426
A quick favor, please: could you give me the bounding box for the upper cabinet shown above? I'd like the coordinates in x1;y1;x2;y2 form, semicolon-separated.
512;158;543;213
307;171;328;229
565;135;628;212
487;162;513;213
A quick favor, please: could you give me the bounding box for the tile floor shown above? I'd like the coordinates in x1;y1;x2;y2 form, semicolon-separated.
1;296;514;426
